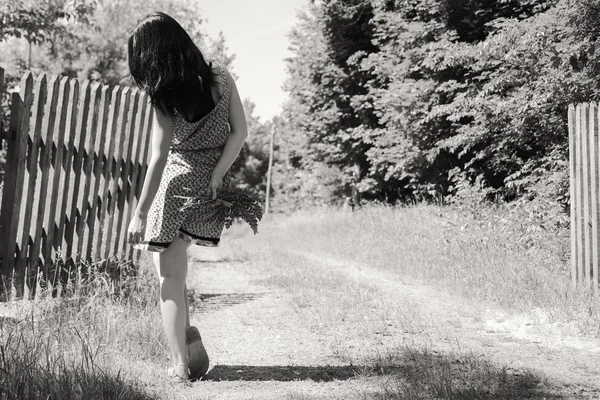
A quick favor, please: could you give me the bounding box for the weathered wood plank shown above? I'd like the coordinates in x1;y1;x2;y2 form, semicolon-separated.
85;84;110;262
116;90;140;256
17;74;47;299
75;82;101;262
64;80;91;265
583;104;592;288
1;73;33;299
102;87;130;260
29;75;60;295
577;104;585;287
42;77;70;291
54;79;79;270
593;103;600;294
569;104;578;288
97;86;123;261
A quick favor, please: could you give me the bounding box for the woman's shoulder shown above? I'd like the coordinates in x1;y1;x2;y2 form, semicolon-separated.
209;62;233;89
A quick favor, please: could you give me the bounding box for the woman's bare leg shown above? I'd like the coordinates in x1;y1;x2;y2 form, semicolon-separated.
153;237;190;367
184;284;190;329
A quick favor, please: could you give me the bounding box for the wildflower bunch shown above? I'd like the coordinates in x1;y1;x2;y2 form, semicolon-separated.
174;187;263;234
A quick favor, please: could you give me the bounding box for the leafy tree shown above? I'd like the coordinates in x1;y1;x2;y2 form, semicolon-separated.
283;0;589;208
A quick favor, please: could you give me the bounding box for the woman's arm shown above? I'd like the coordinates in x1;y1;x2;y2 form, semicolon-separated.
209;68;248;199
128;104;172;244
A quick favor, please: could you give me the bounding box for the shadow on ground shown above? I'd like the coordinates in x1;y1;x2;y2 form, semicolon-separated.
202;347;575;399
202;364;361;382
361;347;570;400
188;291;266;313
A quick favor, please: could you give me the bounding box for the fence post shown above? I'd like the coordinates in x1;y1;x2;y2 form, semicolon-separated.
591;103;600;294
0;66;4;281
42;77;70;291
1;73;33;299
85;84;110;262
29;76;61;294
569;104;577;288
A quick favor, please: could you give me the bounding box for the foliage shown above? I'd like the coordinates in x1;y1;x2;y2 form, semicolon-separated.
282;0;598;209
0;0;93;44
229;99;271;200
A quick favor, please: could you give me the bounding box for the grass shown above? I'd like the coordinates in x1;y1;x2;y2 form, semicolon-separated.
0;201;586;399
0;259;164;400
229;202;599;338
219;202;589;398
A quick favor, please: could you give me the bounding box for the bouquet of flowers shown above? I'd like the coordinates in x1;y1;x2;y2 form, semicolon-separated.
174;187;263;234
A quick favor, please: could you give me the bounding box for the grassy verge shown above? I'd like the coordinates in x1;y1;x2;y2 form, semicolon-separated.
0;260;164;400
228;202;598;338
217;203;582;398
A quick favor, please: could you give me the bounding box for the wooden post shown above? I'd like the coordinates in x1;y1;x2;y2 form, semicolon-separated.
96;86;122;262
592;103;600;294
54;79;79;285
569;105;579;287
577;104;586;287
1;73;33;299
0;66;4;278
30;75;60;291
265;124;275;215
103;87;130;261
75;82;101;263
43;77;70;288
18;74;47;299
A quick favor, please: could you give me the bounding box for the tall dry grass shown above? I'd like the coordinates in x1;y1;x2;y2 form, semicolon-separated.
228;201;598;337
0;259;164;399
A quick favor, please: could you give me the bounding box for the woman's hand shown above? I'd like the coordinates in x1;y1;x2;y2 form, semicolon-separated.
208;174;223;200
127;212;146;245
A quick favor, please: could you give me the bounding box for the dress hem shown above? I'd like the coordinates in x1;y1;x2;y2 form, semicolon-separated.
134;231;220;253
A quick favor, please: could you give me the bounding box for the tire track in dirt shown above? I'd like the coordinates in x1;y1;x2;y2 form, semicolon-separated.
150;247;397;400
292;250;600;399
145;246;600;399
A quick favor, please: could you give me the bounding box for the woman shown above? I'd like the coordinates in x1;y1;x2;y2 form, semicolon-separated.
126;12;248;381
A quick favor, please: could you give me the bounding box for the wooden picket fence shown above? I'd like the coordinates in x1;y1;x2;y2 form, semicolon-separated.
568;103;600;293
0;67;153;300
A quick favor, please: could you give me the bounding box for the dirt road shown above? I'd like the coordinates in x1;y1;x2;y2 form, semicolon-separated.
141;246;600;400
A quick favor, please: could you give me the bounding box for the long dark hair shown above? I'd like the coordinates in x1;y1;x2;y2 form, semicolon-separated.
128;12;216;119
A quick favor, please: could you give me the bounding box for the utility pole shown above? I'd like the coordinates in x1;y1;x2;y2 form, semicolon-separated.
265;124;275;215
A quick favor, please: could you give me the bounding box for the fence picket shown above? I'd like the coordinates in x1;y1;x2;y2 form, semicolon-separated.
592;104;600;293
575;105;584;286
85;85;110;262
103;87;130;260
42;77;70;291
569;105;577;288
17;74;48;299
54;79;79;284
116;90;141;256
98;86;123;261
30;76;60;293
76;82;101;262
65;80;91;266
1;73;33;299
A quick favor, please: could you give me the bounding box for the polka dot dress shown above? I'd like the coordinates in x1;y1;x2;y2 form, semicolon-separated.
135;64;232;253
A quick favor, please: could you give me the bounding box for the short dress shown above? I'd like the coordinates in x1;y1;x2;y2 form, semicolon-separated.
135;64;232;253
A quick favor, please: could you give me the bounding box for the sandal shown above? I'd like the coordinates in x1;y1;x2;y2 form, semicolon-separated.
167;363;189;382
187;326;210;379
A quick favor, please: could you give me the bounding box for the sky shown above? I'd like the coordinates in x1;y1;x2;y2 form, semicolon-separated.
198;0;309;122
